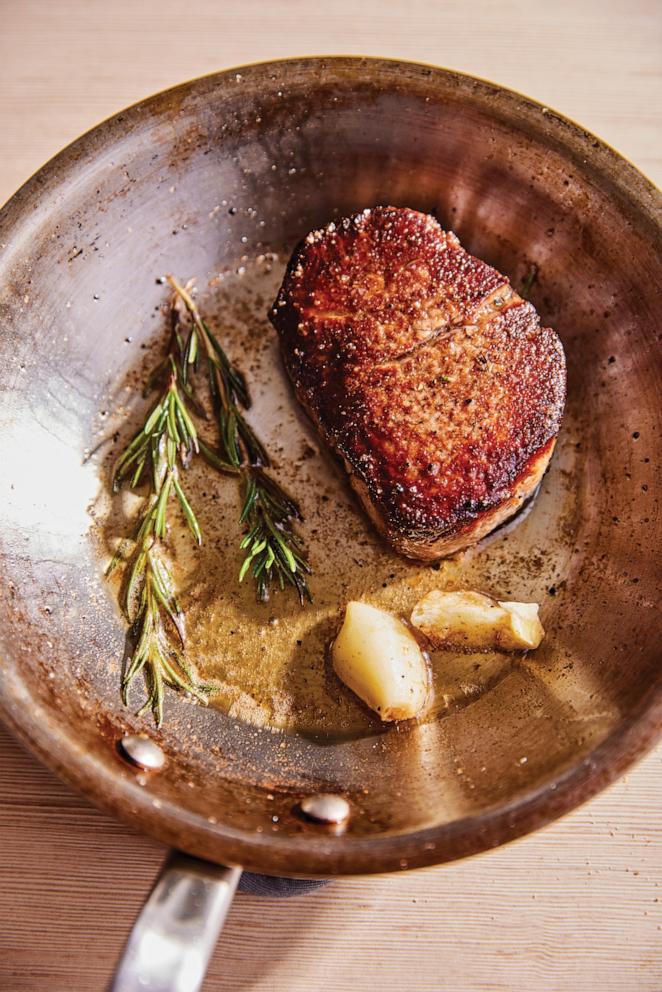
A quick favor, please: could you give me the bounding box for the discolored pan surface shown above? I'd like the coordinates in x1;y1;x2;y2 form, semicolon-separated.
96;259;564;740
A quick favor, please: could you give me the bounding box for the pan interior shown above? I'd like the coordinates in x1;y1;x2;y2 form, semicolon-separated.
96;259;562;743
0;59;659;872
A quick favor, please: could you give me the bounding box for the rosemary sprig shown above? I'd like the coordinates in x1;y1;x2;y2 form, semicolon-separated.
110;367;210;726
239;468;311;603
167;276;311;604
108;277;312;725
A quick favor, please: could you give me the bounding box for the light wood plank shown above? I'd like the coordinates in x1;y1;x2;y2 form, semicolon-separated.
1;725;661;992
1;0;660;206
1;1;660;989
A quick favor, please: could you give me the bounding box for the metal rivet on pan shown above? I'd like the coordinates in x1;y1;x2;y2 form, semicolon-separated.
118;735;166;771
299;793;350;826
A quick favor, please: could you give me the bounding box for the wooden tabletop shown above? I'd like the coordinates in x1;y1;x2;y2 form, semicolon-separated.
1;2;660;990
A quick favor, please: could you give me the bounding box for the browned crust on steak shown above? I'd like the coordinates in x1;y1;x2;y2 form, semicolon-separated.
270;206;566;558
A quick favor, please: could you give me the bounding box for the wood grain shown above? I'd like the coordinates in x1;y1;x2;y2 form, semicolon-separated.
1;723;661;992
0;1;661;990
1;0;661;206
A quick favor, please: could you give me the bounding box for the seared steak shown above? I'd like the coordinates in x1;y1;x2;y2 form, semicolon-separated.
270;206;566;559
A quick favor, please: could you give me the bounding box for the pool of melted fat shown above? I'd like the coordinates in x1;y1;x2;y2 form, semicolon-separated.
99;255;577;741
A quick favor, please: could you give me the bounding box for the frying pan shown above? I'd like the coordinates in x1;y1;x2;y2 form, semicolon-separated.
0;57;660;991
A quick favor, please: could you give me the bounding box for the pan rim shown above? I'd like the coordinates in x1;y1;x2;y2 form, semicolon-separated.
1;55;660;224
0;55;660;875
1;660;660;876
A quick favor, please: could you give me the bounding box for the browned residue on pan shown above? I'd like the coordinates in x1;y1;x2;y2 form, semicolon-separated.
94;256;581;740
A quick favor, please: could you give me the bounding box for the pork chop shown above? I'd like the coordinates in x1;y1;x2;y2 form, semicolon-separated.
270;206;566;559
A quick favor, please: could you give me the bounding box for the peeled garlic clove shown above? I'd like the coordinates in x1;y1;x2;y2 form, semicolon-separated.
411;590;544;652
332;601;430;721
498;600;545;650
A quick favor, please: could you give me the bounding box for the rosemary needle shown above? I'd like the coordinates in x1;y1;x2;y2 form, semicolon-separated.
520;263;539;300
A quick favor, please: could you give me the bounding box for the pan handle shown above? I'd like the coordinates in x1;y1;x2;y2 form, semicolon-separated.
109;851;241;992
